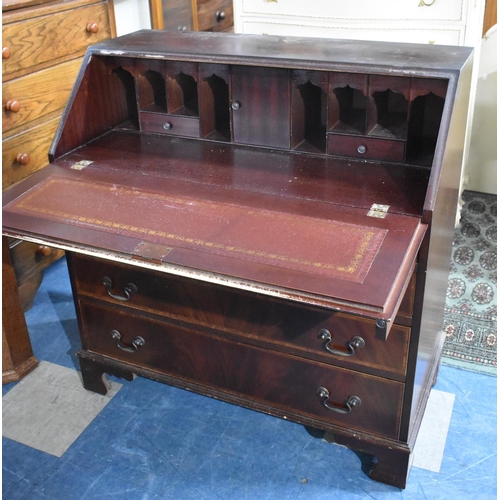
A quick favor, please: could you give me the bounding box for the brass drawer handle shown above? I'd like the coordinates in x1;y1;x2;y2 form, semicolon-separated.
317;387;361;414
103;276;138;301
418;0;435;6
111;329;145;353
318;329;365;357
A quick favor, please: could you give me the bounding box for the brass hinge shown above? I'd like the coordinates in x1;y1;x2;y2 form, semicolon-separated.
367;204;390;218
70;160;93;170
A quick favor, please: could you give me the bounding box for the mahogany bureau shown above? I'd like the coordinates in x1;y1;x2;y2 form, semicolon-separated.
2;30;473;488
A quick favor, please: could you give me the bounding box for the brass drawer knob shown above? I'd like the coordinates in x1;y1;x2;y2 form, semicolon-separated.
2;46;11;59
86;22;100;34
36;245;52;257
5;100;21;113
16;153;30;165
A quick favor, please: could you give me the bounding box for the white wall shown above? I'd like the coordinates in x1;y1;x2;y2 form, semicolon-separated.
113;0;151;36
466;26;497;194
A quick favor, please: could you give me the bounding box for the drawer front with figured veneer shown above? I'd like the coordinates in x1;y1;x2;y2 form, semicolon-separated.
2;58;82;134
197;0;234;32
79;301;405;439
2;116;59;188
69;254;410;380
2;2;111;78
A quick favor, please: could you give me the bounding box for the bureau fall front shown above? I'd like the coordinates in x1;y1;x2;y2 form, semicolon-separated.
2;30;473;488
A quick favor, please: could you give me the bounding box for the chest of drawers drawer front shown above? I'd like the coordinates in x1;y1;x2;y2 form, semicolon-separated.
240;21;463;46
2;115;59;188
2;2;111;78
79;301;404;439
239;0;466;22
197;0;234;32
328;134;405;162
69;255;410;380
2;58;81;134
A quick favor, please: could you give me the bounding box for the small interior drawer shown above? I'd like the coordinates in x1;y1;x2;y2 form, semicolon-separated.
69;253;410;380
328;133;405;162
140;111;200;138
79;300;404;440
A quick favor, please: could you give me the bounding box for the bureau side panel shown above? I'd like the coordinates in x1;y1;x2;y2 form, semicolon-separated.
50;54;131;160
401;54;473;441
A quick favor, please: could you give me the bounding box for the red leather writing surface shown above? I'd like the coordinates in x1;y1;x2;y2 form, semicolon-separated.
5;175;387;283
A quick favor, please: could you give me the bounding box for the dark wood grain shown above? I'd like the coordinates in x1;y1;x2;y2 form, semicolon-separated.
78;300;404;439
231;66;290;148
68;252;411;381
2;236;38;383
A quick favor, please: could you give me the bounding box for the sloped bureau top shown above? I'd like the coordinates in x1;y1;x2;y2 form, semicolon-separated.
88;29;472;74
3;30;473;330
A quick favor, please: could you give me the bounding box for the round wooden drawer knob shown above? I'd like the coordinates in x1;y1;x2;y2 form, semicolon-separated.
16;153;31;165
86;23;99;34
37;245;52;257
5;100;21;113
2;46;11;59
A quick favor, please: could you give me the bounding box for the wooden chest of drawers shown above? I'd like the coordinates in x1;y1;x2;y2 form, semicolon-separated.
2;30;473;487
233;0;483;46
2;0;115;188
2;0;115;382
150;0;233;32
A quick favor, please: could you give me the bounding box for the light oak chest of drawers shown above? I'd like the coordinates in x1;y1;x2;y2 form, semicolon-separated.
2;0;116;383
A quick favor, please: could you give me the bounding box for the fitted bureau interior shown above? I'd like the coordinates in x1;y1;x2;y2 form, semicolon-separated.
3;51;446;323
76;56;448;167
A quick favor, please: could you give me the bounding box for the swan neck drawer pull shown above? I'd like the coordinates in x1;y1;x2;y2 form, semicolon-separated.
102;276;137;301
317;387;361;414
111;330;145;352
318;329;365;357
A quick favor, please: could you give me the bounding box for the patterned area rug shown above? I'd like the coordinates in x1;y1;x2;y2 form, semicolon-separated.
442;190;497;376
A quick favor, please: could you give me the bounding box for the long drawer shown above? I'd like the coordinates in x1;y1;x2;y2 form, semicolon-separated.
78;300;404;439
2;1;111;78
69;254;410;380
2;116;59;188
3;58;82;133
